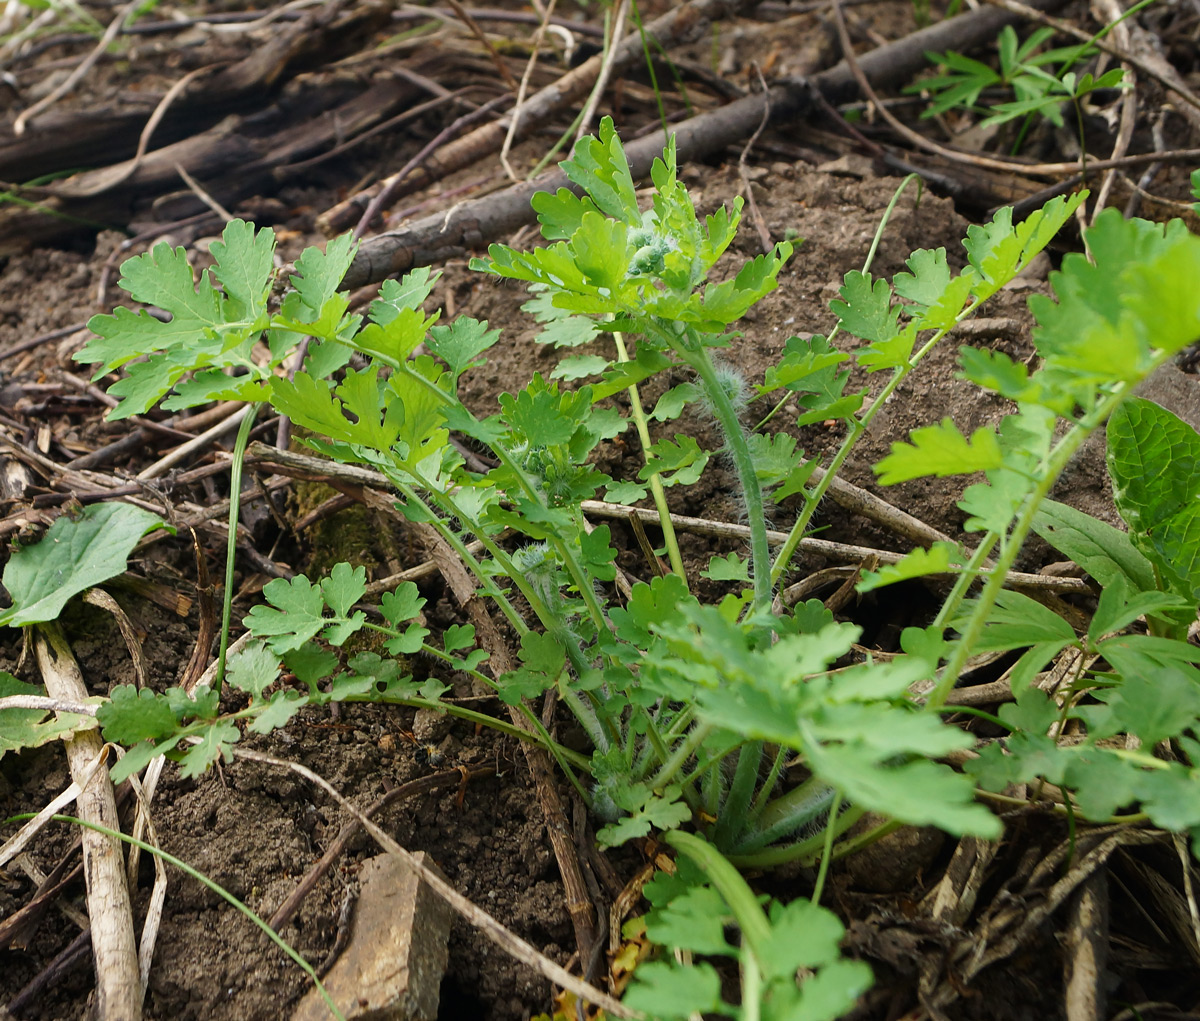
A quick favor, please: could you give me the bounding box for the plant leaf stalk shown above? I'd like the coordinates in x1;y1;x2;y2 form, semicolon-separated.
755;174;920;435
395;364;615;641
665;325;772;608
613;328;687;582
770;295;992;585
214;402;260;691
38;814;346;1021
926;381;1138;710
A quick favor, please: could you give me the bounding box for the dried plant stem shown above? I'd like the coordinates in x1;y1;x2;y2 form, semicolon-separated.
34;623;141;1021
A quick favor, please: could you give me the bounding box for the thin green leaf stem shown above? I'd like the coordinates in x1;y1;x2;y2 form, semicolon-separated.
384;477;615;755
630;0;673;135
926;382;1138;710
637;704;674;777
741;950;762;1021
809;788;843;906
753;174;920;434
26;814;346;1021
770;298;988;585
377;694;592;775
394;364;615;642
713;740;764;849
744;745;789;826
388;478;533;636
214;402;261;692
613;328;687;582
557;680;612;754
724;806;866;868
930;531;1000;630
976;787;1152;825
825;815;904;862
736;776;836;852
860;175;922;283
664;830;772;961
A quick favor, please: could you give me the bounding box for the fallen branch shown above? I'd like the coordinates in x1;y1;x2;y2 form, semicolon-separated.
319;0;763;234
341;0;1072;288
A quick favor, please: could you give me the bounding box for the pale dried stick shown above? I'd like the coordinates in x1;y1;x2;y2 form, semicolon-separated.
500;0;560;181
34;623;141;1020
174;163;235;221
137;403;250;480
51;64;213;199
444;0;518;91
0;750;105;867
0;695;96;715
573;0;628;143
1089;0;1137;221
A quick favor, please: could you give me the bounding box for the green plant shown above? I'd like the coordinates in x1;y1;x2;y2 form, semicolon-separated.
63;116;1200;1017
906;24;1127;151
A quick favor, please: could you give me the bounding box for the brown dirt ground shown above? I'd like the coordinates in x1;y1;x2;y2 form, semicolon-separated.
3;2;1200;1020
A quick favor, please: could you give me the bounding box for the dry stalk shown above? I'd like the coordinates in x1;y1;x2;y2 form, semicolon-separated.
33;623;142;1020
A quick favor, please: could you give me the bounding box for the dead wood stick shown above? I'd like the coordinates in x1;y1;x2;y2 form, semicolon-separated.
413;521;599;969
33;623;141;1021
341;0;1072;288
0;0;387;185
319;0;763;234
1064;869;1110;1021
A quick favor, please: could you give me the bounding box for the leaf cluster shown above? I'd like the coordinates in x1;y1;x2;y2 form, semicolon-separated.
907;25;1126;130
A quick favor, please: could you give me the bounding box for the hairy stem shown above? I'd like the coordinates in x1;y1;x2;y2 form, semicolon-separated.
683;332;772;608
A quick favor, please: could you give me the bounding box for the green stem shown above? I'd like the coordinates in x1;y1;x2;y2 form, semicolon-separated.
649;721;712;789
638;704;673;776
713;741;763;849
809;788;842;906
744;745;788;827
389;477;535;636
215;403;260;691
755;174;918;435
664;830;771;961
927;383;1135;710
725;806;865;868
770;300;985;585
930;531;999;630
330;684;592;772
684;336;772;608
614;329;687;582
395;364;612;639
741;949;762;1021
